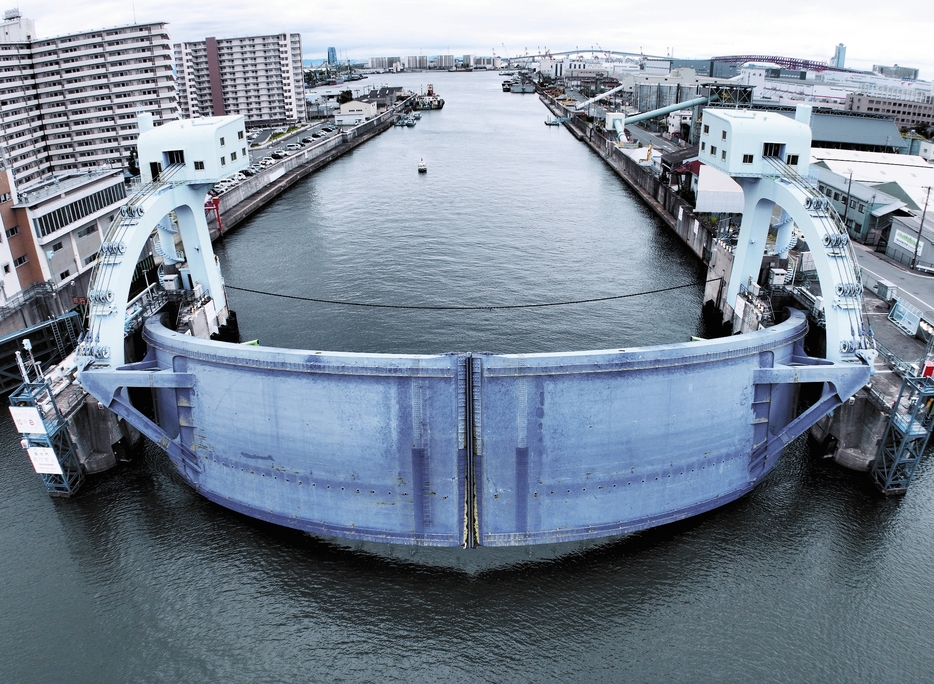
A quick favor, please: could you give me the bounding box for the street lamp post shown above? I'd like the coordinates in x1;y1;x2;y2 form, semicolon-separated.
911;185;932;270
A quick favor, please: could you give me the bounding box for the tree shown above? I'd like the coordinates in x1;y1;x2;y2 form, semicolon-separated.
337;90;353;105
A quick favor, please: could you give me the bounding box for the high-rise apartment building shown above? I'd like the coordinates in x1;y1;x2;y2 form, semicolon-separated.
327;46;337;64
0;13;177;185
174;33;306;126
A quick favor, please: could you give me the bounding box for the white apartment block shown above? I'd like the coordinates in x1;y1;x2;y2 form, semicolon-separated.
175;33;306;126
0;16;177;184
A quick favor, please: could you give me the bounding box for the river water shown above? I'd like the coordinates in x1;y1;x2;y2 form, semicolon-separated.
3;72;934;683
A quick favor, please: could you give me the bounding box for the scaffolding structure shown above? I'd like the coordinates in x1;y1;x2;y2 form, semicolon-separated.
871;375;934;495
9;380;84;497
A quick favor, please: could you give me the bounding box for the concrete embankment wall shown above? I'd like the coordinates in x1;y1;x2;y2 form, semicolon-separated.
540;94;715;266
206;106;402;240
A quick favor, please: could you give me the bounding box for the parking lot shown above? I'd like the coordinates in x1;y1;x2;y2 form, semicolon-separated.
209;121;340;197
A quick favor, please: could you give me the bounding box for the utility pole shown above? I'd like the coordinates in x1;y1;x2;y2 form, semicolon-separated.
841;170;853;228
911;185;932;270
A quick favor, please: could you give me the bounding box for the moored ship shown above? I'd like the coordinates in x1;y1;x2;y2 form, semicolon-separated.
412;83;445;110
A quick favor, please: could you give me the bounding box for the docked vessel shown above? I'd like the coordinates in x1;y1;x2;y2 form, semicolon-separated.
412;84;445;110
25;108;873;548
418;158;427;173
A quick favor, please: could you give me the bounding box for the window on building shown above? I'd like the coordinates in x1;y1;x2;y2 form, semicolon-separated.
833;192;840;201
220;156;226;166
238;130;244;139
786;154;799;166
231;151;237;161
194;161;205;170
710;145;717;156
850;199;857;209
59;270;70;280
721;131;726;140
5;225;18;237
52;241;64;252
703;124;709;134
166;149;185;164
220;136;225;146
77;225;98;238
84;254;96;266
858;203;866;213
721;150;727;160
2;264;9;274
701;142;706;151
13;255;27;267
742;154;754;164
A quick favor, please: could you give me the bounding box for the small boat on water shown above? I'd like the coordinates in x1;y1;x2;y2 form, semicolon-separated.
417;158;427;173
545;118;561;126
405;118;416;127
412;112;422;120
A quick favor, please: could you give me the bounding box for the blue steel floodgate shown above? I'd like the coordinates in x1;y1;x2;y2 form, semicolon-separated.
69;109;874;547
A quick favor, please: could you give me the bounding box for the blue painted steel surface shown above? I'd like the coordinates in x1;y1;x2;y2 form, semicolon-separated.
143;319;468;546
473;313;804;546
82;309;858;547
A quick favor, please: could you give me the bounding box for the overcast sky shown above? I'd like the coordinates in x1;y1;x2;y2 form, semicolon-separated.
18;0;934;79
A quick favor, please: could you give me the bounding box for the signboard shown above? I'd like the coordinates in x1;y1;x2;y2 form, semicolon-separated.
72;296;88;305
733;295;746;323
27;446;63;475
9;406;47;434
893;229;923;256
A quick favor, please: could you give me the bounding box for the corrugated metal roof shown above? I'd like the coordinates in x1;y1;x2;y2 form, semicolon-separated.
776;110;907;148
811;113;906;148
871;200;907;217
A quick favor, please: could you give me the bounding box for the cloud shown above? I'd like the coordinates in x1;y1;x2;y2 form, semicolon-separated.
17;0;934;78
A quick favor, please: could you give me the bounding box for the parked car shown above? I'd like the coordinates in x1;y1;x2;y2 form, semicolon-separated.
312;132;324;138
300;136;314;144
260;157;275;166
285;143;303;151
241;168;256;177
271;150;288;159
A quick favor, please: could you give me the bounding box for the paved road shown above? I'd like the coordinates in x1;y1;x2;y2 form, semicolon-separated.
626;123;682;154
852;242;934;315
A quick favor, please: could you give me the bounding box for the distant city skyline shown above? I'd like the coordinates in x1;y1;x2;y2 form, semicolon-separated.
15;0;934;79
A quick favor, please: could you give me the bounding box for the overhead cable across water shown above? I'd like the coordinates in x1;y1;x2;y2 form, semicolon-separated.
225;278;721;311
